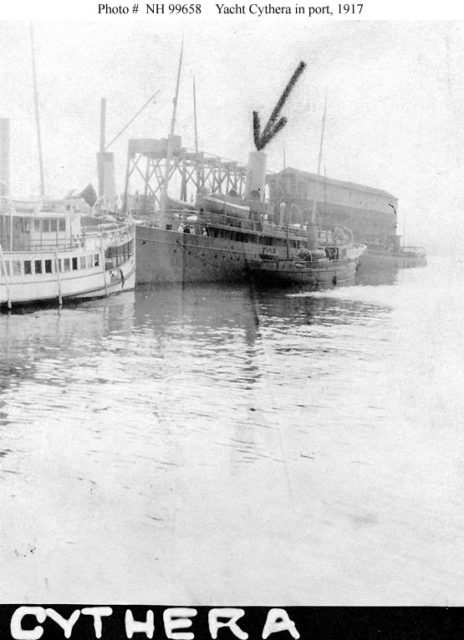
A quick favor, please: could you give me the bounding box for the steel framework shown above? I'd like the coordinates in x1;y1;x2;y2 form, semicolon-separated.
123;137;248;215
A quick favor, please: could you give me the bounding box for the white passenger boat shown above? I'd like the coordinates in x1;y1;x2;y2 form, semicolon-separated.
0;197;135;309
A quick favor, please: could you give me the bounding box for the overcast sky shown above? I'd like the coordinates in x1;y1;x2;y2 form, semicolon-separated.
1;20;463;253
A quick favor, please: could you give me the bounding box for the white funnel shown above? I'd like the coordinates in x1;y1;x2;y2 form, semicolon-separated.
245;150;267;201
97;151;116;201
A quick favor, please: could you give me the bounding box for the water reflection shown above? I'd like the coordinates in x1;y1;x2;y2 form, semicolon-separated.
355;266;399;288
0;279;395;435
0;259;463;604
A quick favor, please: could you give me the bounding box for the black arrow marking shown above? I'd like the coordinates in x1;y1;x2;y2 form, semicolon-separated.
253;60;307;151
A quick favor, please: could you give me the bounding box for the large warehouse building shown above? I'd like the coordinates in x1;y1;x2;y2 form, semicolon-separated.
267;168;401;252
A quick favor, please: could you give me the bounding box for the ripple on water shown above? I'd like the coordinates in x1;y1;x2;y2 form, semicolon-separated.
0;261;463;603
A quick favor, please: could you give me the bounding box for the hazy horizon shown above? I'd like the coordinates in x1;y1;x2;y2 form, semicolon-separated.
1;20;463;253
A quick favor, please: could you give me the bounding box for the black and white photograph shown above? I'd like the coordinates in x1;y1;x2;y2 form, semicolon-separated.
0;6;463;613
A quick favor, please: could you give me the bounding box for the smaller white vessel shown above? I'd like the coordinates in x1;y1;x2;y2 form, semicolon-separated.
0;196;135;310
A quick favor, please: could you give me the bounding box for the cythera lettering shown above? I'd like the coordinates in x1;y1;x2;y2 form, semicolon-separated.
208;609;248;640
45;610;81;639
11;607;46;640
163;608;198;640
125;609;155;639
262;609;300;640
81;607;113;639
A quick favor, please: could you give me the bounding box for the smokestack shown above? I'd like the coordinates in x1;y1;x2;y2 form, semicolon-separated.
245;150;267;201
96;152;116;200
306;198;317;250
96;98;116;202
0;118;10;197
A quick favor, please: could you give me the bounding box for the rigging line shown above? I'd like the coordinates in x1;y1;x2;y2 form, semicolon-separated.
105;89;160;151
317;91;327;175
160;37;184;225
30;23;45;199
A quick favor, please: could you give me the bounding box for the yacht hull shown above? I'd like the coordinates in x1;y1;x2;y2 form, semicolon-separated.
136;225;361;287
247;257;359;286
136;225;265;284
0;256;135;308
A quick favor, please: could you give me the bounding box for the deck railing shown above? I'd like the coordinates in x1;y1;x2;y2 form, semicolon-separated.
154;209;354;246
1;220;134;254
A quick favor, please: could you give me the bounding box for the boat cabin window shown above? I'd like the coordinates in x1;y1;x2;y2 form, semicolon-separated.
11;261;21;276
34;260;42;274
24;260;32;275
40;218;65;233
72;257;78;271
94;254;100;267
86;255;94;269
45;259;52;274
63;258;70;272
80;256;86;269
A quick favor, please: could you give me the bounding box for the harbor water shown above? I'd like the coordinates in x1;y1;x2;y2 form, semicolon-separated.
0;256;463;605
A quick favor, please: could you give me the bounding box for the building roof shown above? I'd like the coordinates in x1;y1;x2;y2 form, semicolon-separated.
273;167;397;202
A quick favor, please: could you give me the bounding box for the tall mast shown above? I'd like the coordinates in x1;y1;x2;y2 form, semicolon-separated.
193;76;199;156
159;39;184;227
317;92;327;176
30;24;45;200
98;97;106;198
324;163;327;222
192;75;202;193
